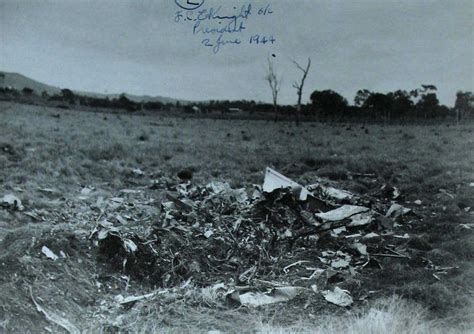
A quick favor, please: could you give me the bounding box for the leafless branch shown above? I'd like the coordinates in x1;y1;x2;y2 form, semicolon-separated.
265;57;282;115
292;58;311;115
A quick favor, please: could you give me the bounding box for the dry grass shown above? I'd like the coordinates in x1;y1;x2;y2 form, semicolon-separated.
256;297;473;334
1;101;473;332
81;293;472;333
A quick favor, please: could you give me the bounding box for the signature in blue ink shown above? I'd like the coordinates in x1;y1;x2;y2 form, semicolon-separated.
175;0;205;11
257;4;273;15
202;33;241;54
175;4;254;25
195;4;252;22
174;2;276;54
193;20;246;35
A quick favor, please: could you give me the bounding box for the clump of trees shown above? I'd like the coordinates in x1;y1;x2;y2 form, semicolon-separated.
309;85;459;122
310;90;348;118
454;91;474;122
22;87;34;96
258;56;469;123
0;74;472;123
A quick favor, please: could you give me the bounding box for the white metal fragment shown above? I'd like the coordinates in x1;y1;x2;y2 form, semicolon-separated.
344;233;362;239
392;187;401;199
322;287;353;307
1;194;24;211
316;205;369;221
41;246;59;261
352;242;368;256
116;215;127;225
348;212;373;227
120;189;142;194
123;239;137;253
307;183;353;201
207;181;229;194
235;287;302;307
393;233;410;239
38;188;59;194
262;167;311;201
324;186;353;200
331;258;350;269
386;203;411;218
131;168;145;176
283;260;311;273
114;292;155;305
330;226;346;237
362;232;380;240
80;187;93;195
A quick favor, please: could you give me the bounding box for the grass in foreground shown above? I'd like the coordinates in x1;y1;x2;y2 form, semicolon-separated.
0;102;473;332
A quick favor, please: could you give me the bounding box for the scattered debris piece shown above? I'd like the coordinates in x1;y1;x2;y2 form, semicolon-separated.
203;230;214;238
114;292;155;305
283;260;311;273
80;187;93;196
263;167;311;201
316;205;369;222
1;194;24;211
120;189;142;194
438;188;455;199
38;188;60;195
322;287;353;307
308;183;353;201
386;203;411;219
392;187;401;199
352;242;368;256
362;232;380;240
41;246;59;261
230;286;302;307
131;168;145;177
323;186;353;201
348;212;373;227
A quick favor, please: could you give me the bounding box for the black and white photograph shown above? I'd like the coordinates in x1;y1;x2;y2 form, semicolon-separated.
0;0;473;332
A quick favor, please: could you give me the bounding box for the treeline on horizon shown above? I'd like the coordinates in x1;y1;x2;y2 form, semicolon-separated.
0;84;472;122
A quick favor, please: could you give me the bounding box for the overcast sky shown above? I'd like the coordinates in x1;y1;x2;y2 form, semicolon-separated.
1;0;472;106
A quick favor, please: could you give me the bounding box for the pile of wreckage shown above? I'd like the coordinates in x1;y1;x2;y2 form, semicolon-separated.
85;167;420;308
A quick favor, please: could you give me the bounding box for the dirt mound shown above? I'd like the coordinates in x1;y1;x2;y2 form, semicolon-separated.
0;224;99;332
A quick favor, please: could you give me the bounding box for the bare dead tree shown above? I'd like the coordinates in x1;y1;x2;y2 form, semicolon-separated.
265;58;282;118
292;58;311;124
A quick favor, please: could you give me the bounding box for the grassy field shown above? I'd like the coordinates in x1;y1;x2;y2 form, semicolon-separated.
1;101;473;333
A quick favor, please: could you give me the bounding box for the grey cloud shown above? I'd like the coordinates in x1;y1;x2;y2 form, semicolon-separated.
0;0;472;105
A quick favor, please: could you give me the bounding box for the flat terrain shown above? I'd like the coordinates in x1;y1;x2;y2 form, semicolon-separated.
1;101;473;333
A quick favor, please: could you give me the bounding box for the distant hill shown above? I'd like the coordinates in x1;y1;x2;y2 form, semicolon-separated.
0;71;62;96
79;91;182;104
0;71;184;104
